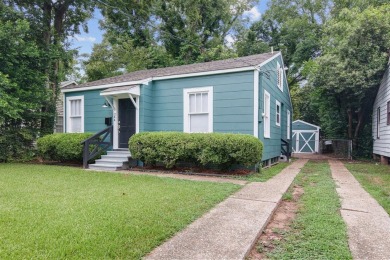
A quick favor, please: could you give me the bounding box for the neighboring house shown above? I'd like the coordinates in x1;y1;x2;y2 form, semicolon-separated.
61;52;293;169
55;80;77;133
292;120;320;154
373;63;390;165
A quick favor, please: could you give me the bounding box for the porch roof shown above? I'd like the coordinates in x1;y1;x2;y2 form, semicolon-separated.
100;85;140;96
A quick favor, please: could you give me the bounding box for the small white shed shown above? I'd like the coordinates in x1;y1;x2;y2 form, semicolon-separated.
292;120;320;153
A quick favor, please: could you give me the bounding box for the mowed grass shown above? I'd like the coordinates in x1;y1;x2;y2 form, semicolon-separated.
345;162;390;214
268;161;352;259
236;162;290;182
0;164;240;259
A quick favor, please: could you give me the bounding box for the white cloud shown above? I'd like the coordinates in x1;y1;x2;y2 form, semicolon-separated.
225;34;236;48
243;6;261;22
74;35;97;43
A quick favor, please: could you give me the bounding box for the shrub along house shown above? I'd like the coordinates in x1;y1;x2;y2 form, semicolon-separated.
61;52;293;170
373;62;390;165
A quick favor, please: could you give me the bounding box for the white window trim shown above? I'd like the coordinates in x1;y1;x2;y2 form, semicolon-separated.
183;86;213;133
277;61;283;92
66;95;84;133
276;100;281;127
287;109;291;140
264;90;271;138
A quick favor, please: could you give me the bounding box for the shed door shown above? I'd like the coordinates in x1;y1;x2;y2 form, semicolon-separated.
292;131;319;153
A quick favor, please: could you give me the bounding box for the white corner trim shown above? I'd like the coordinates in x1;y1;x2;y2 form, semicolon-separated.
183;86;213;133
253;70;259;137
287;109;291;140
66;95;84;133
276;100;281;126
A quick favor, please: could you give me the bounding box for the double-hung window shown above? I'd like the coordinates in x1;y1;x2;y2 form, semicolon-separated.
66;96;84;133
276;100;281;126
184;87;213;133
387;101;390;125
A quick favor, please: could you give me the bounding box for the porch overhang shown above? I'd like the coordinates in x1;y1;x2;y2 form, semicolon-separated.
100;84;140;97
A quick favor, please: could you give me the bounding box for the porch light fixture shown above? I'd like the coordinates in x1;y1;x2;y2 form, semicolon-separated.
102;101;111;108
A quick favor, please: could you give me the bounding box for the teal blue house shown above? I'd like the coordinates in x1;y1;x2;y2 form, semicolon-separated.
61;52;292;169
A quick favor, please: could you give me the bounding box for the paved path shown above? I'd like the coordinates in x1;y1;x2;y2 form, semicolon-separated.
329;160;390;260
145;159;308;260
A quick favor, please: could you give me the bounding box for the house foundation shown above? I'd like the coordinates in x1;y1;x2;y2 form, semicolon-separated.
380;155;389;165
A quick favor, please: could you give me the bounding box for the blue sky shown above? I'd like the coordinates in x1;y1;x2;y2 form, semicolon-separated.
69;1;269;56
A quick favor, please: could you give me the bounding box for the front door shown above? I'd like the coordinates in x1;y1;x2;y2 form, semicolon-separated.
118;98;136;148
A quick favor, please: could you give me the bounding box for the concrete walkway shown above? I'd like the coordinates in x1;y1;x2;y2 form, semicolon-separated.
146;159;308;260
329;160;390;260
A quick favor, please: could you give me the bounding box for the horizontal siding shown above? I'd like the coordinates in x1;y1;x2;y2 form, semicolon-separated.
149;71;254;134
373;66;390;156
65;90;111;133
258;56;293;161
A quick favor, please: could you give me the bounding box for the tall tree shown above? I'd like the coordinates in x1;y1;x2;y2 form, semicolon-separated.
0;4;47;161
85;0;253;80
4;0;94;134
309;4;390;150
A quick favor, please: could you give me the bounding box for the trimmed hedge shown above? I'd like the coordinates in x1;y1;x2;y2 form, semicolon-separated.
37;133;93;162
129;132;263;169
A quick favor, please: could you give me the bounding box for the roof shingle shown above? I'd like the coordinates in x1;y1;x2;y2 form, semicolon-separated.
64;52;278;90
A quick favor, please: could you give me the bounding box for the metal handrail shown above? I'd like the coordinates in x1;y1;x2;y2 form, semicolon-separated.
81;126;113;169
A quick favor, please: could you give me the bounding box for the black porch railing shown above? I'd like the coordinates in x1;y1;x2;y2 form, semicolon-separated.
281;139;291;160
80;126;113;169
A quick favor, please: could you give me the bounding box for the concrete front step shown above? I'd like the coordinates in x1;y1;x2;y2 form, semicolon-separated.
88;164;123;171
88;149;131;171
107;150;131;156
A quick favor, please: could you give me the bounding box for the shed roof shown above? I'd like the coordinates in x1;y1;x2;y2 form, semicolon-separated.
292;120;321;130
63;52;279;90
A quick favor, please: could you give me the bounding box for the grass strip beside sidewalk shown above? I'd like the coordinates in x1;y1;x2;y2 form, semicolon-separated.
268;161;352;259
345;162;390;214
0;163;240;259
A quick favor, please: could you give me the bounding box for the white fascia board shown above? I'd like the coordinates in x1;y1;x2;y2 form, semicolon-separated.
61;78;152;93
255;52;282;69
153;67;254;81
293;120;321;130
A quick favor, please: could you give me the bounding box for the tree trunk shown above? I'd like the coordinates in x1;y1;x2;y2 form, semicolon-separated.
347;108;353;139
352;107;364;151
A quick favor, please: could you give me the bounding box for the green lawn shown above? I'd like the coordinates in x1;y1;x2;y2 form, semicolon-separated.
268;161;352;259
0;164;239;259
236;162;290;182
345;161;390;214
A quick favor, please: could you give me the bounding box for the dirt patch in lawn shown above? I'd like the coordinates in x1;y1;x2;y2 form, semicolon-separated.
247;185;304;259
129;165;252;177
